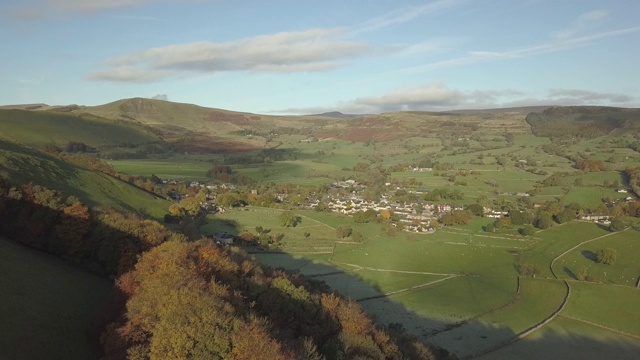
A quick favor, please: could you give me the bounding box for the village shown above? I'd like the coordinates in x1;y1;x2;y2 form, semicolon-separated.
159;175;636;239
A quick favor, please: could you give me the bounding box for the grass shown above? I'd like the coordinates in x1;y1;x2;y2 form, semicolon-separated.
206;207;337;253
387;276;516;323
0;109;157;148
109;158;212;180
563;281;640;336
520;221;611;278
562;186;620;208
554;228;640;286
0;238;113;360
426;278;567;358
480;316;640;360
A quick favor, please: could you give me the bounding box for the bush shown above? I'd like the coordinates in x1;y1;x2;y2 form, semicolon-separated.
336;224;352;239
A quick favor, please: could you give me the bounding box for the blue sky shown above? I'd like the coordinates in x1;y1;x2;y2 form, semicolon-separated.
1;0;639;114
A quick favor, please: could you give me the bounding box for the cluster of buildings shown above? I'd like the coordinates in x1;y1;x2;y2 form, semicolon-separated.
309;192;465;233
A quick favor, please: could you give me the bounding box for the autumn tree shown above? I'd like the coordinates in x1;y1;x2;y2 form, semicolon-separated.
54;201;91;256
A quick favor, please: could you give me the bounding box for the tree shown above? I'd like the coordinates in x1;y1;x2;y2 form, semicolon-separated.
519;225;536;236
535;212;554;229
595;248;617;265
576;266;589;281
279;211;300;227
494;217;512;229
609;217;626;232
178;196;201;216
336;224;352;239
555;209;576;224
467;203;484;216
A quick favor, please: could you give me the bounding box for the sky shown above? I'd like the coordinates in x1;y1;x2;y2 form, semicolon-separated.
1;0;639;114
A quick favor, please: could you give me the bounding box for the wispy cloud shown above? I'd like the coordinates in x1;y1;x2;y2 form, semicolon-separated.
405;26;640;73
351;0;467;36
87;28;370;82
403;10;640;73
86;66;170;83
553;9;609;39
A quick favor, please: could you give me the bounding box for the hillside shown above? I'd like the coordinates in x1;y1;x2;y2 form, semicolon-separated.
0;140;169;220
0;237;113;359
525;106;640;138
0;109;158;148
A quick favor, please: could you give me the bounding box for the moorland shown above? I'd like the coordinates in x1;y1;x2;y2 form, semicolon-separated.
1;98;639;359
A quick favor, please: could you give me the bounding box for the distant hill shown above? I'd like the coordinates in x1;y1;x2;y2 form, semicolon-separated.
445;106;551;114
0;140;169;219
525;106;640;138
307;111;362;119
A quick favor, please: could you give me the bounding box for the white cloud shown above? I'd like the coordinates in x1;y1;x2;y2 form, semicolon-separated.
354;83;464;111
88;28;371;82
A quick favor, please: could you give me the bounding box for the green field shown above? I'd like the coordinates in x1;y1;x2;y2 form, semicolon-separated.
554;228;640;285
520;222;611;279
0;238;113;359
204;206;640;358
481;315;640;360
109;158;212;180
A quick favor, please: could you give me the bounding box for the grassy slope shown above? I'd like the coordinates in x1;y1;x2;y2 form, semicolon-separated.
0;109;158;148
0;237;113;360
0;140;170;220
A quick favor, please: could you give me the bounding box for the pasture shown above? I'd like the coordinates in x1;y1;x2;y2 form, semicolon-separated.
108;158;212;180
554;228;640;286
208;206;640;359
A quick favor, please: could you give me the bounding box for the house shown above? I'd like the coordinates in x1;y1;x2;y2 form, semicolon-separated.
580;214;609;222
616;189;628;193
213;231;234;246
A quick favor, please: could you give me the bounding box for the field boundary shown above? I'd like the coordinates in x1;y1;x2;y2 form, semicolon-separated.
330;261;458;276
466;279;571;360
357;275;457;302
558;314;640;340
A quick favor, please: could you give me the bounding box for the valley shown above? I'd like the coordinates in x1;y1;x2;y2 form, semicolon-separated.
1;99;639;359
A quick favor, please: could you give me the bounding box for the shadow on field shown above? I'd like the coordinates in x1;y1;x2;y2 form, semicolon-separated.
247;250;640;359
563;266;577;280
581;250;597;262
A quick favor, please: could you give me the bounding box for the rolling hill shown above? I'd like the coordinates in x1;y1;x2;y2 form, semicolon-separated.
525;106;640;138
0;139;170;220
0;109;158;148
